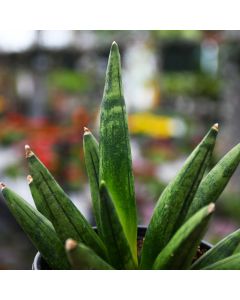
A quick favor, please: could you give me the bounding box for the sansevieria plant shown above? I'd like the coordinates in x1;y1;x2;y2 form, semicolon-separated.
2;42;240;270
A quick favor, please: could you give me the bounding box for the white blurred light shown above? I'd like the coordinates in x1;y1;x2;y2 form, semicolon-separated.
0;31;35;52
75;31;97;50
16;71;35;98
123;40;158;111
201;39;219;75
156;157;186;184
171;118;187;137
39;30;73;49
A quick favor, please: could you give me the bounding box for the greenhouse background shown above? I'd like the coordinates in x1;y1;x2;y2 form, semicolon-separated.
0;30;240;269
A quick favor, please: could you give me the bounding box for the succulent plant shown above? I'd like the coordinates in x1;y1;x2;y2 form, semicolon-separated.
2;42;240;270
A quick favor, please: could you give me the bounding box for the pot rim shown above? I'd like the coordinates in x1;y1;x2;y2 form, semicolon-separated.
32;225;212;270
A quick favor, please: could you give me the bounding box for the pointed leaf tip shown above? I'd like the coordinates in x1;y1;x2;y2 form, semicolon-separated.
111;41;118;48
65;239;78;251
0;182;6;190
83;127;90;134
27;175;33;184
110;41;120;57
100;180;106;188
212;123;219;131
208;203;215;213
25;145;33;158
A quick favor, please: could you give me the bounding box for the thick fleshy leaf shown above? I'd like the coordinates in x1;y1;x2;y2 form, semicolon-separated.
191;228;240;269
27;175;51;220
1;184;70;270
203;253;240;270
99;42;137;260
83;128;102;234
186;143;240;220
99;181;136;269
65;239;113;270
140;125;218;269
25;145;106;259
153;204;215;270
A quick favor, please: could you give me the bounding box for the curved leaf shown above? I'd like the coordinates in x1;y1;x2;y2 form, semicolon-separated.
192;228;240;269
66;239;113;270
203;253;240;270
83;128;102;234
28;175;52;220
186;143;240;220
153;203;215;270
1;184;70;270
140;125;218;269
25;145;106;259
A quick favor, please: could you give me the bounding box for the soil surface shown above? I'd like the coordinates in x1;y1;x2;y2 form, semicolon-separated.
137;236;210;264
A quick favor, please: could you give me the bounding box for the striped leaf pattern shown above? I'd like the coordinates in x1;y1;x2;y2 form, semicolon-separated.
140;125;218;269
1;42;240;270
99;42;137;260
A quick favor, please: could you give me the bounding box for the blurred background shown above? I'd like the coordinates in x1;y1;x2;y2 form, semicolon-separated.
0;30;240;269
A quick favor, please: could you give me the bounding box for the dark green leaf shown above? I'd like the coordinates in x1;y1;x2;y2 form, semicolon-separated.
203;253;240;270
99;181;136;269
83;128;102;235
186;143;240;220
25;145;106;259
99;42;137;261
28;175;51;220
1;184;70;270
140;125;218;269
153;203;215;270
191;228;240;269
66;239;113;270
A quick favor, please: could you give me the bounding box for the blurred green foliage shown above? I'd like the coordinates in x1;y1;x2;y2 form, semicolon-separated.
154;30;203;41
4;163;24;178
161;72;220;100
218;192;240;225
1;131;26;146
48;69;91;93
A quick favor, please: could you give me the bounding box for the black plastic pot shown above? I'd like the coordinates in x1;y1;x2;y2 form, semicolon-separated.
32;226;212;270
